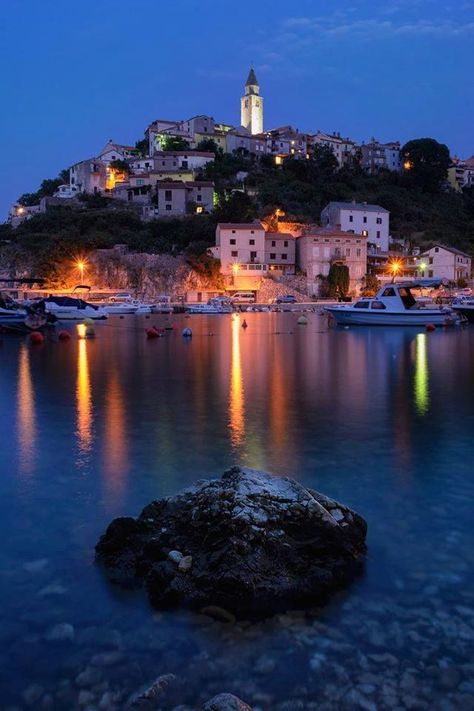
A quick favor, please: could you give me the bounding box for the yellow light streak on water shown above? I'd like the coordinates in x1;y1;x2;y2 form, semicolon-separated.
414;333;429;415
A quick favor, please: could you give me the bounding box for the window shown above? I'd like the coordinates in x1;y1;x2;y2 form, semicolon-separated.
197;195;202;202
346;248;351;257
428;270;433;277
250;230;254;234
165;204;172;211
434;247;439;253
270;253;276;259
250;251;257;261
371;301;386;310
280;253;287;260
354;301;370;308
363;216;367;223
284;240;288;247
165;190;172;201
362;230;368;237
271;241;276;247
429;257;433;264
249;239;255;245
232;230;236;234
230;238;236;245
376;231;380;238
231;250;238;257
382;287;396;296
349;215;353;222
376;217;382;224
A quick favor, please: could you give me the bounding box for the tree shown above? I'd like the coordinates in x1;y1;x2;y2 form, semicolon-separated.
135;138;149;156
109;159;130;174
312;144;339;173
213;191;258;223
328;263;350;297
401;138;450;191
361;274;380;296
18;170;70;205
195;138;220;154
161;136;190;152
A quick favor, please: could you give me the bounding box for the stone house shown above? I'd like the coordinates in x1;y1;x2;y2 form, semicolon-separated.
297;228;368;296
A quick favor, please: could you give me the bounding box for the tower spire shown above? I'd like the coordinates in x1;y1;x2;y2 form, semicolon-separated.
241;65;263;134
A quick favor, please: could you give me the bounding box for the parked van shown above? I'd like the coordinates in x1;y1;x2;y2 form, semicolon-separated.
232;291;256;304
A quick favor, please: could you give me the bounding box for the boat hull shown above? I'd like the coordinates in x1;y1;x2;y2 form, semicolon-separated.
44;306;108;320
452;305;474;323
325;307;457;326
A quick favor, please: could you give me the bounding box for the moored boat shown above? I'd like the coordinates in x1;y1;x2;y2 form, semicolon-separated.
186;297;234;314
35;296;108;320
451;296;474;323
324;280;460;326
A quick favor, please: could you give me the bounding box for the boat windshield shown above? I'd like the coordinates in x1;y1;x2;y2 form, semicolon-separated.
354;301;370;309
398;287;416;310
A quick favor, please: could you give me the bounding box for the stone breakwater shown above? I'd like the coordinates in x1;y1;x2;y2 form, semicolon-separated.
95;467;367;616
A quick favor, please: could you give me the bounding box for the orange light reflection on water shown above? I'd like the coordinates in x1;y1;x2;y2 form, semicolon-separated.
17;345;36;475
229;315;245;449
103;370;128;503
76;337;93;457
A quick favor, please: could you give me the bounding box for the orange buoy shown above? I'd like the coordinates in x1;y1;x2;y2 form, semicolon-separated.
58;330;71;341
146;328;160;339
29;331;44;345
426;323;436;332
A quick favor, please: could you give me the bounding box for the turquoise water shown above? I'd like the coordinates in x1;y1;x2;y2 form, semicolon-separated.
0;314;473;709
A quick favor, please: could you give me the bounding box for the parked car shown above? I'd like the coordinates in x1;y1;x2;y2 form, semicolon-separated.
274;294;296;304
232;291;256;304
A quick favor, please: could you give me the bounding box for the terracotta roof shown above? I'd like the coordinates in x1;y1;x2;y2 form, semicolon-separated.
306;227;367;239
324;201;389;213
420;244;472;259
218;222;264;230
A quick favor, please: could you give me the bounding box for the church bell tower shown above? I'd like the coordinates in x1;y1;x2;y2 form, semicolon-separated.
240;66;264;135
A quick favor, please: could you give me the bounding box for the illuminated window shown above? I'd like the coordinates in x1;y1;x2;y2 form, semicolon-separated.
196;206;204;214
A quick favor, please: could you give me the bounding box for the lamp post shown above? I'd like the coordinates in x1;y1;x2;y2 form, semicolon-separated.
76;259;87;284
389;259;402;283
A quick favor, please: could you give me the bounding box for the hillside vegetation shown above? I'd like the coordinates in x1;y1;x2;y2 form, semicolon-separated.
2;138;473;283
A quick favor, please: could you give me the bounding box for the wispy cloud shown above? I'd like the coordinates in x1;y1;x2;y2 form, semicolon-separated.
281;15;474;39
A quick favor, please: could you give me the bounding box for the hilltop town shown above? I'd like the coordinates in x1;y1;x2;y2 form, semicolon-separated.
2;67;473;299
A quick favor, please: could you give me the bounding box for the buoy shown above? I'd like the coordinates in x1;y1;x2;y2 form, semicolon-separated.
29;331;44;345
241;319;248;329
297;315;308;325
85;326;95;338
146;327;160;339
58;330;71;341
426;323;436;332
182;327;192;337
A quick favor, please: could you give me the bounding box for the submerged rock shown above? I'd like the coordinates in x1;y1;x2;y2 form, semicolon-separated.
95;467;367;616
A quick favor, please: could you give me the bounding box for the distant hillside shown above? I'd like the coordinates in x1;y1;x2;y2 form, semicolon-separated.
2;148;474;283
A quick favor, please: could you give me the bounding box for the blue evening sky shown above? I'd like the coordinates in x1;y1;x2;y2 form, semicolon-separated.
0;0;473;219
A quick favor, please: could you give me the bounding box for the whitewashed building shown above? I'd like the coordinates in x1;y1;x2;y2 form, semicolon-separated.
321;201;390;253
414;245;472;283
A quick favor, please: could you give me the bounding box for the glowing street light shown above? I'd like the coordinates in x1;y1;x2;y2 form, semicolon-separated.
75;259;87;283
389;259;402;283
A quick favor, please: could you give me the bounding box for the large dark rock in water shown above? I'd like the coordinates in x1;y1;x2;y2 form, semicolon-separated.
95;467;367;616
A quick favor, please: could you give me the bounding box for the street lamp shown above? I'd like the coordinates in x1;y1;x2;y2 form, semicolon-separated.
76;259;87;283
388;259;402;283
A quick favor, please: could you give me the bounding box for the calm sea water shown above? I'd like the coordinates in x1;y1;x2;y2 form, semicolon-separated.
0;313;473;710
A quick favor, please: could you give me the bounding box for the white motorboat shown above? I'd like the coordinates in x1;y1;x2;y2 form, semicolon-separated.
186;297;234;314
451;296;474;323
0;295;54;331
324;280;460;326
36;296;108;320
